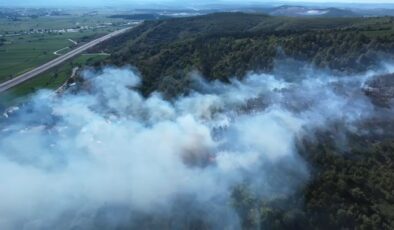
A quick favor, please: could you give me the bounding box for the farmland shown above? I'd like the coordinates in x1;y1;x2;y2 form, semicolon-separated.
0;14;131;83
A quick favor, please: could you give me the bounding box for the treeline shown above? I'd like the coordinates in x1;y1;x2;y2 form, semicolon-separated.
108;14;171;21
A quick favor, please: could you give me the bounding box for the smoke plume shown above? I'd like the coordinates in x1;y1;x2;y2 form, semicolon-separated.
0;62;393;229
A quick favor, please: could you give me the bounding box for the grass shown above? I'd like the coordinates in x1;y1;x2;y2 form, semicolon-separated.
0;54;109;108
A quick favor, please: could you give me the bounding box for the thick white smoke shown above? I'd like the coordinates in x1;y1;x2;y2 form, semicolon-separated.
0;64;392;229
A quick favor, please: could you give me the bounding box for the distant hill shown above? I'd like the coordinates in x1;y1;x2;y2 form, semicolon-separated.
356;8;394;17
108;14;171;21
269;5;359;17
106;6;394;21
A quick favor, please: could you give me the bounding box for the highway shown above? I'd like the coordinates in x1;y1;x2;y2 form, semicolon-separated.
0;27;131;93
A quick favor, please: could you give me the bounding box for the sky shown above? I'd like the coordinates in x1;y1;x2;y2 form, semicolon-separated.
1;0;394;7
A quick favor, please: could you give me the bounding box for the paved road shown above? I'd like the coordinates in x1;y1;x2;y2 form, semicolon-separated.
0;27;131;93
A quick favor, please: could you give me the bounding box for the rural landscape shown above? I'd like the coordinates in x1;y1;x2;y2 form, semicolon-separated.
0;1;394;229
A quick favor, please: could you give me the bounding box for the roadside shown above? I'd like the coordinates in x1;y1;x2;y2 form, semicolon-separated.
0;54;108;109
0;27;132;93
53;38;77;55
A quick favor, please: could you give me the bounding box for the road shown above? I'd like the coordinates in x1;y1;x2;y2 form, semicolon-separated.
0;27;131;93
68;39;78;45
55;67;79;93
53;47;70;56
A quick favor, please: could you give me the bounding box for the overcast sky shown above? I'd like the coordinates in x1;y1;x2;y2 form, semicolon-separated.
1;0;394;7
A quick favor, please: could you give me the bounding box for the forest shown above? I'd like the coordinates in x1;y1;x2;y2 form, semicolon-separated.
90;13;394;229
94;13;394;97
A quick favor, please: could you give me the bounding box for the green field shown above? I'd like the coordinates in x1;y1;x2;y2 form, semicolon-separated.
0;15;129;83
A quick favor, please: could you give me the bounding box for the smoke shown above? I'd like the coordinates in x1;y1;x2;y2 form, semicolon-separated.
0;63;393;229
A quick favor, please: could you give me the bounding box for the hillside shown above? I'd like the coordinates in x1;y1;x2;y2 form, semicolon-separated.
85;13;394;229
269;6;359;17
95;13;394;97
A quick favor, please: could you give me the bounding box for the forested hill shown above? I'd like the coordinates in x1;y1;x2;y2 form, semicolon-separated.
94;12;394;97
87;13;394;230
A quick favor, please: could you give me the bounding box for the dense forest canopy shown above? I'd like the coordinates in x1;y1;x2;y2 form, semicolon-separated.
94;13;394;97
